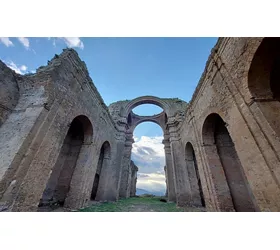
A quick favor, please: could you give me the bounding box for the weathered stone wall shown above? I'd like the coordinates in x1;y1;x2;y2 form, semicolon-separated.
0;49;123;211
114;38;280;212
129;161;138;197
1;38;280;212
0;61;20;126
109;96;188;201
179;38;280;211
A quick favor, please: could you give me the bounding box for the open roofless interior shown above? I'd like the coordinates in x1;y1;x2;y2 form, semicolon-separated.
1;37;280;212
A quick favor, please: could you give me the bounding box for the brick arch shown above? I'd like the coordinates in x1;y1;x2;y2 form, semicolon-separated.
248;37;280;100
202;113;257;212
201;110;228;145
91;141;111;201
38;114;93;211
247;38;280;140
128;111;167;132
122;96;172;118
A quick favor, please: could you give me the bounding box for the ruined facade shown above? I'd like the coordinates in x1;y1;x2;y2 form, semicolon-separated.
1;37;280;212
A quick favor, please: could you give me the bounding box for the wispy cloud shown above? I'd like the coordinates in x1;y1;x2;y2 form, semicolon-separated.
0;37;14;47
17;37;30;49
48;37;84;49
4;60;28;75
137;172;166;194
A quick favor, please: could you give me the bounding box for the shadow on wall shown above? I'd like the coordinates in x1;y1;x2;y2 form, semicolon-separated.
248;37;280;139
90;141;111;201
202;113;257;212
38;115;92;211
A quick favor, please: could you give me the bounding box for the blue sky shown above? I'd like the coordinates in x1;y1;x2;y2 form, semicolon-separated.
0;37;217;194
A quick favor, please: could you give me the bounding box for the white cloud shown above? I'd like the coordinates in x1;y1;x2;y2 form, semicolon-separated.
4;60;28;75
17;37;30;49
131;135;166;193
132;136;164;158
47;37;84;49
137;172;166;194
61;37;84;49
0;37;14;47
132;136;165;172
20;65;27;71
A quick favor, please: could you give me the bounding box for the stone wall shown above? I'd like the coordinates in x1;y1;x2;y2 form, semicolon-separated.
1;38;280;212
129;161;138;197
0;49;124;211
0;61;20;126
179;38;280;211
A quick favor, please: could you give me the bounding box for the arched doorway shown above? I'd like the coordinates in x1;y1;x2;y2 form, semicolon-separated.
38;115;93;211
248;38;280;138
185;142;205;207
202;113;256;211
91;141;111;201
132;122;166;197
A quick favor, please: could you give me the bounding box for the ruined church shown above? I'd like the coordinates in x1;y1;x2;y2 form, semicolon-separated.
1;37;280;212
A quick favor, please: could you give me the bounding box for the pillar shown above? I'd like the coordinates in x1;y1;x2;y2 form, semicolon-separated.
130;161;138;197
168;120;192;206
119;133;134;198
163;136;176;202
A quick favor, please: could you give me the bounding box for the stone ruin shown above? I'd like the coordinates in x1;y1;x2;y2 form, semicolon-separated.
1;37;280;211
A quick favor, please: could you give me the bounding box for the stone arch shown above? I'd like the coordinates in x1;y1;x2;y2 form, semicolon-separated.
122;96;172;118
91;141;111;201
38;115;93;211
128;111;166;132
248;37;280;138
185;142;205;207
133;118;162;130
202;113;257;212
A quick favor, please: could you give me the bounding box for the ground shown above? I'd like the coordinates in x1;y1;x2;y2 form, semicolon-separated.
78;196;206;212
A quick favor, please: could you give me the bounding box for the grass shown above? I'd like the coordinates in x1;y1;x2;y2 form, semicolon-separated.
78;196;205;212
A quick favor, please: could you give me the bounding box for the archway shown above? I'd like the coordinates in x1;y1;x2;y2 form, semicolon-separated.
132;104;164;116
202;113;256;212
185;142;205;207
116;96;186;201
38;115;93;211
122;95;172;118
248;37;280;138
91;141;111;201
132;122;166;196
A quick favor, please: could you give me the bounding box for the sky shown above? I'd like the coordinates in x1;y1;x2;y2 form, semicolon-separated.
0;37;218;195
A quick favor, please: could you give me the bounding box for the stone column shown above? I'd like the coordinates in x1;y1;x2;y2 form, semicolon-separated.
185;156;203;207
99;134;126;201
119;133;134;198
164;166;168;197
130;161;138;197
168;120;192;206
163;136;176;202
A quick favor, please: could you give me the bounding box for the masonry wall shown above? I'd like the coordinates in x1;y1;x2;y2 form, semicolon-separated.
129;160;138;197
0;49;122;211
179;38;280;211
1;38;280;212
0;61;20;126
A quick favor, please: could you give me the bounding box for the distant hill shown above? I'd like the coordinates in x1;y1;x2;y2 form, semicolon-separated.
136;188;165;197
